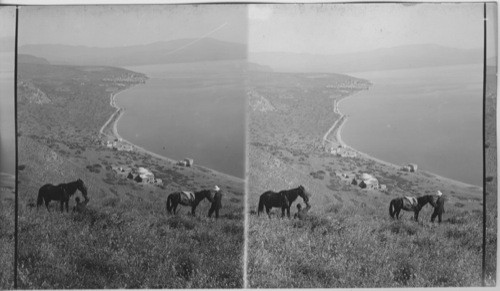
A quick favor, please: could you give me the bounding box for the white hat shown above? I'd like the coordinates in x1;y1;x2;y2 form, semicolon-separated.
214;185;220;192
437;190;442;197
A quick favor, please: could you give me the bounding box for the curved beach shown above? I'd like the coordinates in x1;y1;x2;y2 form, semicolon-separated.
327;87;482;190
100;84;243;182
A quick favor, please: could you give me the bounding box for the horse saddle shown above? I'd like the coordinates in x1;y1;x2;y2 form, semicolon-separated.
404;196;418;207
181;191;195;203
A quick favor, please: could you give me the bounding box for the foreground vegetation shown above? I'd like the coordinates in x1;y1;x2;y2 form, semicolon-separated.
248;202;482;287
18;205;242;288
0;174;15;289
16;60;244;288
485;65;497;285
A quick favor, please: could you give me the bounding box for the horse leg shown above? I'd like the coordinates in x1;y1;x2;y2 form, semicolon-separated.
60;201;64;212
414;211;419;222
281;207;286;218
287;206;291;219
45;200;50;212
266;207;271;219
191;205;197;216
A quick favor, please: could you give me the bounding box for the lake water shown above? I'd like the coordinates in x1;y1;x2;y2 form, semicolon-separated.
341;64;483;186
117;61;246;178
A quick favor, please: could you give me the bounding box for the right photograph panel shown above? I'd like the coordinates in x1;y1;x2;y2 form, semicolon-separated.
246;3;496;287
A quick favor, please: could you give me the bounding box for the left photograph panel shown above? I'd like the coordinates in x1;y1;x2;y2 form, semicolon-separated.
0;6;16;290
16;5;246;288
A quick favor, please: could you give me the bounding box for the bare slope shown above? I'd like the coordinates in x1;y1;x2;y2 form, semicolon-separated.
17;63;244;288
247;70;484;287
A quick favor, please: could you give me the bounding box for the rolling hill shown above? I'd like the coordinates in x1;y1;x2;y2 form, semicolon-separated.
250;44;483;73
19;38;246;67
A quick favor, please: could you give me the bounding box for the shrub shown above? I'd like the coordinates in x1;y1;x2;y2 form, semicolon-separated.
222;212;243;220
175;253;199;280
102;197;120;208
191;230;213;244
229;198;241;203
325;203;343;214
383;221;418;236
222;223;243;236
167;216;196;230
393;261;416;286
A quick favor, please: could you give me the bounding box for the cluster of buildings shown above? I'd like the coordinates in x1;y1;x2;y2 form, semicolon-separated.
401;163;418;172
336;171;387;191
113;165;163;186
329;145;357;158
177;158;194;167
105;138;134;152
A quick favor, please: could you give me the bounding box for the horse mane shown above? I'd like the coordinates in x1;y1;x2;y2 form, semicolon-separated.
194;189;212;202
58;179;87;197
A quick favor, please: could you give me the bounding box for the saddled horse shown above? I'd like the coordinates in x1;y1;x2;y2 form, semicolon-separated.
166;189;213;216
389;195;436;221
37;179;88;212
258;185;311;218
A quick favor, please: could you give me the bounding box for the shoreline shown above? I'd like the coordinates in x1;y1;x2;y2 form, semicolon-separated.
327;87;482;190
100;84;244;183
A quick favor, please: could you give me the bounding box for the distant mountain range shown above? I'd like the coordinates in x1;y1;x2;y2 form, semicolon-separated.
16;41;496;73
19;38;246;66
250;44;487;73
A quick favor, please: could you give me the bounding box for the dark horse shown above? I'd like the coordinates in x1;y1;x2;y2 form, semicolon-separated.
37;179;88;212
166;190;213;216
258;185;310;218
389;195;436;221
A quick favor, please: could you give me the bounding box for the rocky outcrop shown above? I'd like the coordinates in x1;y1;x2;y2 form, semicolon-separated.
248;90;276;112
18;81;51;105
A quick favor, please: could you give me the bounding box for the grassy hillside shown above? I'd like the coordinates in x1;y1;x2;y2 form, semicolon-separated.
246;71;484;287
16;63;244;288
0;173;15;289
485;65;497;285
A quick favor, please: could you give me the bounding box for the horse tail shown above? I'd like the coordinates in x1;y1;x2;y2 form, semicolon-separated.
37;188;44;208
257;195;265;216
389;199;395;218
166;195;173;214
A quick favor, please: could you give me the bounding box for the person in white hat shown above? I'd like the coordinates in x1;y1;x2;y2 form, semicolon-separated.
431;190;445;223
209;185;222;219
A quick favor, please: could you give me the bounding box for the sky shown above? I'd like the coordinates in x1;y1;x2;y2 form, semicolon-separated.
19;5;248;47
249;3;497;56
0;6;15;175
